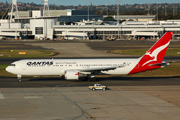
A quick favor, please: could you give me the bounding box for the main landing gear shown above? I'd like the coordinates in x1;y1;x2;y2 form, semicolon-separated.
87;75;96;82
17;75;22;82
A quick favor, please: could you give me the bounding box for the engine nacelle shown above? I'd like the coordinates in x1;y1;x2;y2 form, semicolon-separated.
65;70;85;80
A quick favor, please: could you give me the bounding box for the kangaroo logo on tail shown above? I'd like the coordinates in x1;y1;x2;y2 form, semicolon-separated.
142;41;170;66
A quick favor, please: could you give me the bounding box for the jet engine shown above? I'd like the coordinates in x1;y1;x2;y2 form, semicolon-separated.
65;70;86;80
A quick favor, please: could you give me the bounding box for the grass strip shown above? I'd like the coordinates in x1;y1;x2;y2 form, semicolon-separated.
0;50;59;58
110;48;180;57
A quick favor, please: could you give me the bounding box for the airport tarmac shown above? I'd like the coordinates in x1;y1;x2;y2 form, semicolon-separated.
0;40;180;120
1;40;180;58
24;42;128;57
25;40;180;58
0;76;180;88
0;86;180;120
0;76;180;120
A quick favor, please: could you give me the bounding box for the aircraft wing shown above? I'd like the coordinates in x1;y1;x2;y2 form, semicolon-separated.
79;66;124;73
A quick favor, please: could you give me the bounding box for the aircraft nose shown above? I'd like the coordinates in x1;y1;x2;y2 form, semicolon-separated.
6;66;12;73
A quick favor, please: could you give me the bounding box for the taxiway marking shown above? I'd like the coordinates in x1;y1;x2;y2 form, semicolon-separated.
0;90;4;99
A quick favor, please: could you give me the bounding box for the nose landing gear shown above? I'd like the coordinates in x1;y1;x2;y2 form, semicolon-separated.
17;75;22;82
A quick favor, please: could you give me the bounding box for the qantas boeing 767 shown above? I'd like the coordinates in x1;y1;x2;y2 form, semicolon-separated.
6;32;173;82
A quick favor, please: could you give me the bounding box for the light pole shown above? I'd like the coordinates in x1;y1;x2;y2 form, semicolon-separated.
165;5;167;16
116;0;120;40
157;4;158;21
148;3;151;15
88;5;89;20
117;0;120;25
87;2;91;21
107;3;108;16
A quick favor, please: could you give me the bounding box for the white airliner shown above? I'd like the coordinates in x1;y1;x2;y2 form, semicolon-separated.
6;32;173;82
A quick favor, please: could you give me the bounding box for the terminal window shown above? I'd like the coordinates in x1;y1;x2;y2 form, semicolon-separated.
35;27;43;34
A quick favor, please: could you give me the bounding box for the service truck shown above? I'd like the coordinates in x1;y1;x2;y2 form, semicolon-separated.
89;84;107;90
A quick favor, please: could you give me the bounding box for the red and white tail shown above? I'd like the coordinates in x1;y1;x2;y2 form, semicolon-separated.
129;32;173;74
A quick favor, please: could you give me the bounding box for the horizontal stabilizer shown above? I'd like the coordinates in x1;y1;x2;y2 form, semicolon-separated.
149;60;180;67
149;63;169;66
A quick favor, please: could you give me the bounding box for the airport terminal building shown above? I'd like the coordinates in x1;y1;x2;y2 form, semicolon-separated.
1;1;180;40
1;16;180;40
53;21;180;40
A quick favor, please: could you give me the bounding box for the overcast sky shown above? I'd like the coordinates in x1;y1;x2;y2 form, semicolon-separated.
1;0;180;5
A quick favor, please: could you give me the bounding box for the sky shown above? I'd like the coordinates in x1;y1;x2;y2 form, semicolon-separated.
1;0;180;5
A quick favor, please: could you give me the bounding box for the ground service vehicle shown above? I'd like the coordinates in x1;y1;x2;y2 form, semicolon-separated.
89;84;107;90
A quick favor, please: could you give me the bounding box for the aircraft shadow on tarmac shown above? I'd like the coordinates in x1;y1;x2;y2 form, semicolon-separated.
26;76;180;86
28;76;180;82
0;76;180;87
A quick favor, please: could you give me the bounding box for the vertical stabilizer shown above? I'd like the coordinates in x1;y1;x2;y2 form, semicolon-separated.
129;32;173;74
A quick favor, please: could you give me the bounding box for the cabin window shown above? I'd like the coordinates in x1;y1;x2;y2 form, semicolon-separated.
10;64;16;66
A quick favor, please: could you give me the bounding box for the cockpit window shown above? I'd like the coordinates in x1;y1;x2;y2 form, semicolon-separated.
10;64;16;66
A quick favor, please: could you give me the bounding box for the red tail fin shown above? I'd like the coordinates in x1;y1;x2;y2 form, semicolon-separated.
129;32;173;74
